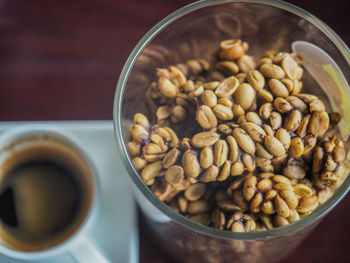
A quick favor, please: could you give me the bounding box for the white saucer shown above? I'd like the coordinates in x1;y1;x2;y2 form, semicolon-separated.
0;121;138;263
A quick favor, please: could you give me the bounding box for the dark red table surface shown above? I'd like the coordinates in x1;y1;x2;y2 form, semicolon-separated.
1;0;349;262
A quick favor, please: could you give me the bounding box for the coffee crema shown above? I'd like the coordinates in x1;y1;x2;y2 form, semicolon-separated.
0;138;93;252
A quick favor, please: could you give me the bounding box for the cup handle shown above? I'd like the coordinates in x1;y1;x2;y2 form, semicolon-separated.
68;235;110;263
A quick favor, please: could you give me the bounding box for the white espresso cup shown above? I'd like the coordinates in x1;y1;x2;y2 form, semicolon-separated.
0;124;109;262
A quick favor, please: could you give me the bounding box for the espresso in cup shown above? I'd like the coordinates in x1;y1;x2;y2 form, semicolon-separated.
0;136;94;252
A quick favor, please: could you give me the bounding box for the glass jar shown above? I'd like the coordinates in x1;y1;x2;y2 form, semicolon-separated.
113;1;350;262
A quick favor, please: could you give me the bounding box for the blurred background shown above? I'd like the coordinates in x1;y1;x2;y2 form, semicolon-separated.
0;0;349;262
0;0;349;121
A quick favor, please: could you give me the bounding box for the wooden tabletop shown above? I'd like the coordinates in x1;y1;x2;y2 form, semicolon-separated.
1;0;349;262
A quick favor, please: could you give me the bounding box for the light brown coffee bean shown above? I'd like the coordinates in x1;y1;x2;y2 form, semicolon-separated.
219;39;246;60
260;213;274;230
145;142;163;155
275;128;291;150
246;112;262;125
235;73;247;83
215;61;240;75
192;131;220;148
283;159;306;180
165;165;185;187
309;111;329;137
280;190;298;209
132;157;147;170
233;190;249;211
333;145;346;162
264;135;286;157
215;76;240;97
274;97;293;113
240;122;266;143
281;79;294;93
233;83;256;110
255;157;274;172
281;55;299;80
260;63;285;79
250;192;263;213
275;194;290;218
182;150;200;178
265;188;278;200
297;196;318;214
127;141;140;157
261;201;275;214
232;104;245;117
163;127;179;147
242;153;255;172
218;97;233;107
237;116;247;124
272;174;291;184
214;140;229;166
171;105;186;123
213;104;234;120
142;161;163;181
303;135;317;155
231;221;244;232
134;113;150;128
199;147;213;169
258;89;274;102
217;160;231;181
218;124;233;135
158;77;178;98
247;70;265;91
162;148;180;169
293;184;313;198
184;183;206;201
169;65;187;86
289;137;304;158
243;175;257;201
309;99;325;112
296;114;311;138
263;124;275;136
259;103;273;119
131;124;149;142
231;162;245;176
233;128;256;155
256;143;274;159
189;85;204;97
218;200;242;212
144;153;165;162
196;105;218;129
318;187;332;205
178;196;187;214
273;52;288;64
274;215;289;227
313;147;324;173
257;178;272;191
268;79;289;98
211;208;226;230
184;80;195;92
286;110;302;131
201;90;217;107
203;81;220;90
297;93;318;103
188;200;210;215
270;111;282;130
200;165;219;182
226;135;239;162
238;55;255;73
286;96;308;113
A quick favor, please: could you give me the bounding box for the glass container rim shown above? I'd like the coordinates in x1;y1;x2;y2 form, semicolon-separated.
113;0;350;240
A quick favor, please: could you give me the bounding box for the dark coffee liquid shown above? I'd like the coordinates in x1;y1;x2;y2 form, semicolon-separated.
0;159;82;246
0;140;93;252
0;159;87;252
